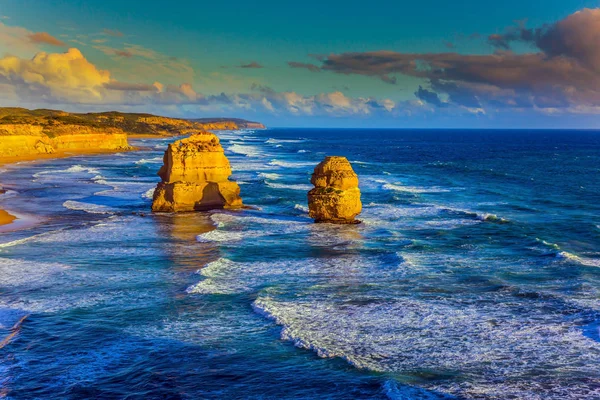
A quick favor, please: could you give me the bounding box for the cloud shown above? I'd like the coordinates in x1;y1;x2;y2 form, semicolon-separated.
314;8;600;112
93;43;195;82
103;29;123;37
170;83;198;100
487;33;511;49
415;86;446;107
114;50;133;58
0;48;110;102
0;22;41;55
287;61;320;72
0;47;401;118
380;75;397;84
535;9;600;71
104;81;157;91
28;32;65;47
239;62;263;69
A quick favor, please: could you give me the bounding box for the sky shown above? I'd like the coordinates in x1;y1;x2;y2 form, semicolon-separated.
0;0;600;127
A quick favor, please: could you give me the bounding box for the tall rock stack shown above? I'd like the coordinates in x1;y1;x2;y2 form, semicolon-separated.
307;156;362;224
151;131;243;212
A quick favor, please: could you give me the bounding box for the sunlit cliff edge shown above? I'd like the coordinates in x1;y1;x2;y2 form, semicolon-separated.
190;118;266;130
0;108;263;158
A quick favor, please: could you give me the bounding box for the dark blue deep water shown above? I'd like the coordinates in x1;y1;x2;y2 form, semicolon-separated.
1;129;600;399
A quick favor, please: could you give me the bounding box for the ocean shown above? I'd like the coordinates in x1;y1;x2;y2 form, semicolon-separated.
1;128;600;399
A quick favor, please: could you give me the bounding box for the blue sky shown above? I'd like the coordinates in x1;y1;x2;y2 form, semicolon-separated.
0;0;599;127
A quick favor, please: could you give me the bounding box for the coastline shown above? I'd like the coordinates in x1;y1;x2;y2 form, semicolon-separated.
0;123;255;231
0;147;137;168
0;147;138;230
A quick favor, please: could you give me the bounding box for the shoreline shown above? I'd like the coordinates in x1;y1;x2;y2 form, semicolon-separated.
0;146;139;231
0;128;248;231
0;147;137;168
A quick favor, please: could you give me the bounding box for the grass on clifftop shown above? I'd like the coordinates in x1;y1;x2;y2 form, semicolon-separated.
0;107;246;136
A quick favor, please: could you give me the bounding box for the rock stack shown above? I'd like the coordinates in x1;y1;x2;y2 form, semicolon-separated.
151;131;243;212
307;156;362;224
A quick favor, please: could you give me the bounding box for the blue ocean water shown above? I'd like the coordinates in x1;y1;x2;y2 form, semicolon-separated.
1;128;600;399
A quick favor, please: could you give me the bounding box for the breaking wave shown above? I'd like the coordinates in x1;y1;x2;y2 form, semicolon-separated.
62;200;115;214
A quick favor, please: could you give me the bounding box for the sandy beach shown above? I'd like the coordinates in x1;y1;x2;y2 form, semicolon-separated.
0;209;16;226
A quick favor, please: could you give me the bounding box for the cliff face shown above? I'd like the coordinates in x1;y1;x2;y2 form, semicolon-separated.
0;107;261;158
307;156;362;224
196;121;239;131
191;118;266;130
0;124;130;157
151;131;243;212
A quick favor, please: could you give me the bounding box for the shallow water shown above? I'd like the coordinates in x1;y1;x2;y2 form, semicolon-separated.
1;129;600;399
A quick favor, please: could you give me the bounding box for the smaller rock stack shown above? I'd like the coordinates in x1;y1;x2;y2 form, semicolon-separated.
151;131;243;212
307;156;362;224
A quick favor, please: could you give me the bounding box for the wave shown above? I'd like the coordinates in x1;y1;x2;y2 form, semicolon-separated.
429;204;510;224
242;135;264;141
196;212;306;243
269;159;315;168
33;164;100;179
62;200;115;214
187;258;251;294
142;188;155;200
382;183;451;193
0;257;69;288
360;202;510;230
135;157;163;165
189;252;382;295
534;238;600;268
297;149;310;153
265;138;304;144
257;172;282;180
227;144;264;157
265;181;312;191
556;251;600;267
208;211;305;228
294;204;309;213
476;213;509;223
0;229;65;249
252;294;600;399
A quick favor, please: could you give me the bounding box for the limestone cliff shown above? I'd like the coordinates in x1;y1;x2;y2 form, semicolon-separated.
0;124;130;158
0;107;264;158
307;156;362;224
191;118;266;130
151;131;243;212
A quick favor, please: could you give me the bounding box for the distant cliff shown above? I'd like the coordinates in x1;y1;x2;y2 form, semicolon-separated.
0;108;263;158
190;118;266;129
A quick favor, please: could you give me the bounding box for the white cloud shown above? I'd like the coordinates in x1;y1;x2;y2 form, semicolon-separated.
0;48;110;102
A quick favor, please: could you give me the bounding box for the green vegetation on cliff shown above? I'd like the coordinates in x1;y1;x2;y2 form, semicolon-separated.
0;108;256;137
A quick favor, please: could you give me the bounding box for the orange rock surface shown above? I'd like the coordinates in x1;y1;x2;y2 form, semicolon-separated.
308;156;362;224
151;131;243;212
